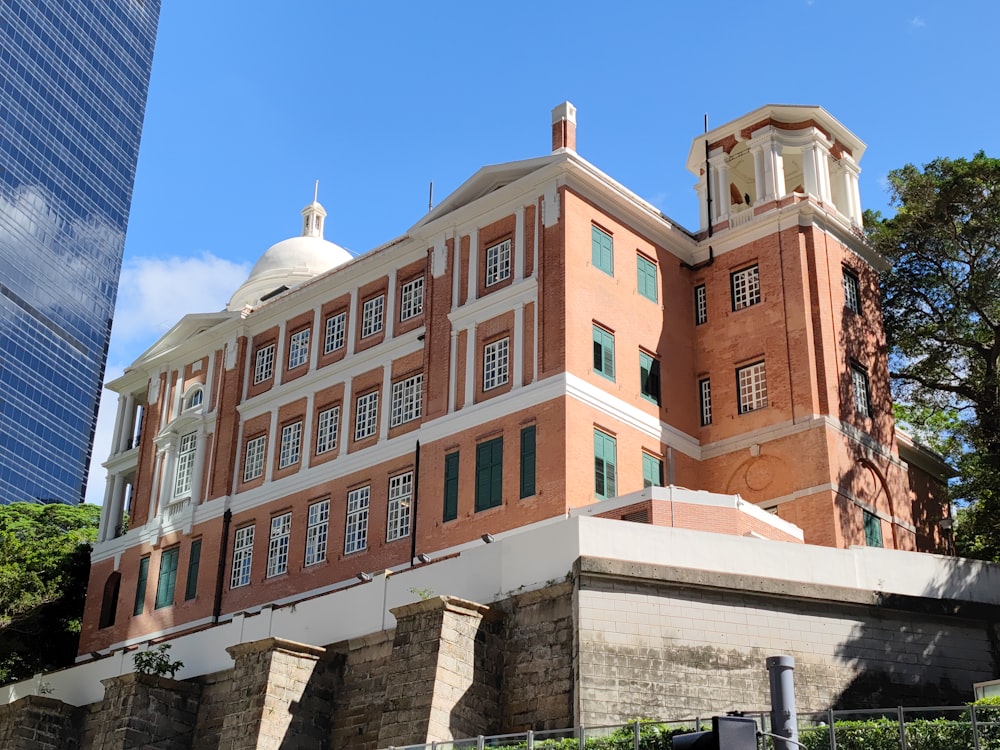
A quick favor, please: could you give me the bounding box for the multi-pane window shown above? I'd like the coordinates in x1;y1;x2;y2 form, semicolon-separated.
592;325;615;381
592;225;614;275
386;472;413;542
279;421;302;469
154;547;179;609
864;510;883;548
852;364;872;417
266;512;291;578
231;525;254;588
355;391;379;441
443;452;460;522
315;405;340;454
288;328;310;369
134;556;150;615
254;344;275;383
361;295;385;338
475;437;504;511
639;351;660;404
390;374;423;427
594;430;617;499
843;268;861;314
485;238;512;286
243;435;266;482
185;539;201;601
304;499;330;566
699;378;712;426
324;311;346;353
637;255;657;302
400;276;424;320
520;425;536;499
184;388;203;410
737;361;768;414
345;486;370;554
695;284;708;325
173;431;197;497
731;265;761;310
483;337;510;391
642;453;664;488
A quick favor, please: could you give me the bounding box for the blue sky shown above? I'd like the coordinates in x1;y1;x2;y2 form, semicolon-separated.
87;0;1000;503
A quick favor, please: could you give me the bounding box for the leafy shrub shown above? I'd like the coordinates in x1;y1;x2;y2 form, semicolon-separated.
132;644;183;679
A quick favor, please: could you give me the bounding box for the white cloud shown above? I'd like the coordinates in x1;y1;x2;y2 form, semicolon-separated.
111;252;250;352
85;252;250;506
910;16;926;27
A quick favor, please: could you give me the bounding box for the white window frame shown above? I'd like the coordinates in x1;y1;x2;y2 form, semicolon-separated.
266;512;291;578
390;374;423;427
324;311;346;354
345;486;370;554
278;421;302;469
355;391;379;441
485;238;512;286
731;265;761;310
386;472;413;542
695;284;708;325
699;378;712;426
737;361;768;414
315;405;340;454
843;269;861;314
172;431;197;497
852;364;872;417
361;295;385;338
253;344;275;384
231;525;254;588
288;328;310;369
399;276;424;321
183;388;203;411
304;499;330;567
243;435;266;482
483;337;510;391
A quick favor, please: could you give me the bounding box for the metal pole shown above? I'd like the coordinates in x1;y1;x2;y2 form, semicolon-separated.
972;704;982;750
634;718;641;750
766;655;799;750
827;707;837;750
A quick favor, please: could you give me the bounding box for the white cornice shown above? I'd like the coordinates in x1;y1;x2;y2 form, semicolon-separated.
447;277;538;330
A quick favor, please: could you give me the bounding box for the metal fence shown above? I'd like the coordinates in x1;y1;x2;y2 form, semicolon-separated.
380;704;1000;750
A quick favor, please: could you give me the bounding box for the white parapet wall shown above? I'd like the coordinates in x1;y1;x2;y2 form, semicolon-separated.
3;512;998;707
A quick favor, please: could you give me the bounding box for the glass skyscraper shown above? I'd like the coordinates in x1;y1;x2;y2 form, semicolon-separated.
0;1;160;503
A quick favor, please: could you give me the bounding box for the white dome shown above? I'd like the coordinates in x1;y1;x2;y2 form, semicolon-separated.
227;199;353;311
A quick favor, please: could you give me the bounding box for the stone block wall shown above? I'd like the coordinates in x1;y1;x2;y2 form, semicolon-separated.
81;673;200;750
330;632;392;750
0;695;82;750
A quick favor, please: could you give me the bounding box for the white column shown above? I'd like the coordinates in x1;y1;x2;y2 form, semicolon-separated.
346;290;358;355
840;156;862;225
112;394;128;453
264;408;278;483
274;322;287;385
156;445;175;517
379;365;393;438
341;375;354;447
532;298;539;383
695;181;709;231
309;304;323;370
384;268;397;337
467;227;479;303
189;425;207;504
513;303;524;388
515;206;526;281
302;393;314;469
802;143;820;199
451;237;461;306
752;145;766;203
98;473;116;542
204;350;216;409
108;475;125;538
532;202;540;279
464;324;477;407
709;153;728;223
817;146;832;203
448;329;458;414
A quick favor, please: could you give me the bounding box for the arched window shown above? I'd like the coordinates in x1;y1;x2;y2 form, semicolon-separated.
184;387;203;411
99;571;121;629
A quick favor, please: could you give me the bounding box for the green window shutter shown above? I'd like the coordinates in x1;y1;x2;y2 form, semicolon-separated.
592;226;614;275
864;511;883;548
640;352;660;404
475;437;503;511
637;255;657;302
155;547;179;610
444;452;459;521
642;453;664;488
185;539;202;601
520;426;536;498
593;430;617;499
593;326;615;380
134;556;150;616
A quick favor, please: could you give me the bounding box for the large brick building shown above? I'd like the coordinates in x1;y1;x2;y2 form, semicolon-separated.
81;103;951;656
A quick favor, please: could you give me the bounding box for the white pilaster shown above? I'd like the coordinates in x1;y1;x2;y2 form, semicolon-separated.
464;324;477;408
513;303;524;388
467;228;479;303
379;365;393;438
346;290;358;355
341;375;354;446
515;206;526;281
112;394;127;454
189;426;207;505
448;329;458;414
384;268;397;337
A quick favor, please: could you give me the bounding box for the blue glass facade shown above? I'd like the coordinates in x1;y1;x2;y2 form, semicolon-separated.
0;0;160;503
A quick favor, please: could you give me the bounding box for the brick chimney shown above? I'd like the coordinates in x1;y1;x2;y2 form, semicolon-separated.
551;101;577;152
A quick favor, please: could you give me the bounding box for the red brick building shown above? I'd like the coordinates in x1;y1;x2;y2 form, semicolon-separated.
81;103;951;656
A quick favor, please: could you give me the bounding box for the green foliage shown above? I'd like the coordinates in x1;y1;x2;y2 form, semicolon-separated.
867;152;1000;560
132;644;184;679
0;502;99;683
489;722;703;750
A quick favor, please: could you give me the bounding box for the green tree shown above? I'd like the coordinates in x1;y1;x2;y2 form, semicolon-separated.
866;152;1000;560
0;502;99;683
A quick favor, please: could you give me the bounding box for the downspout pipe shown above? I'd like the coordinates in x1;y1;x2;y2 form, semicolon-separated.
410;440;420;565
212;508;232;624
